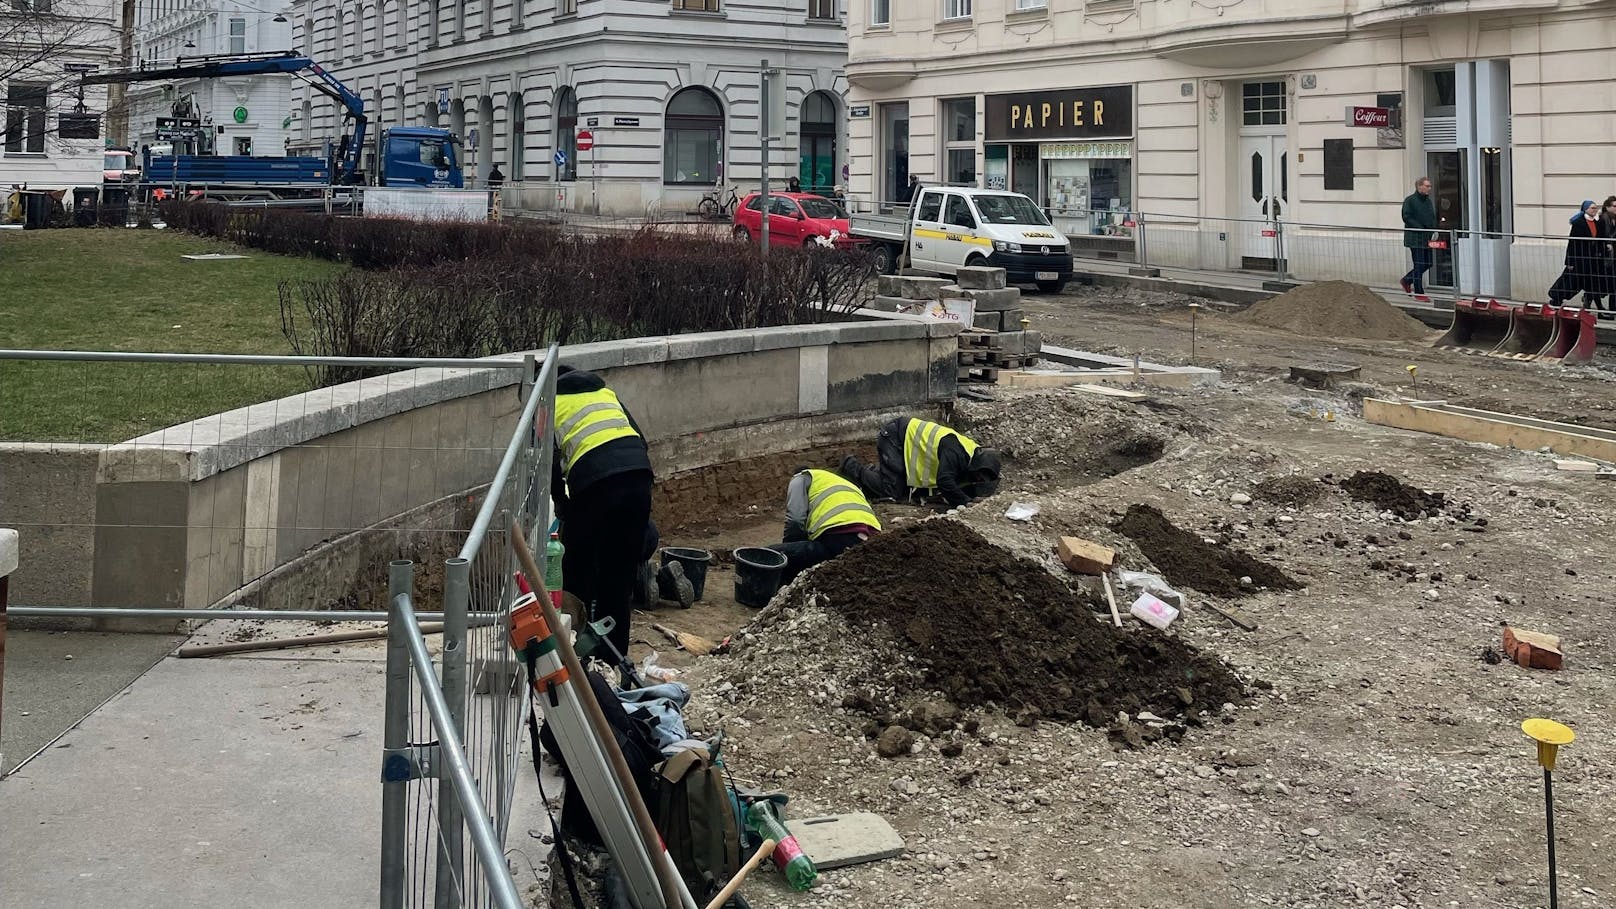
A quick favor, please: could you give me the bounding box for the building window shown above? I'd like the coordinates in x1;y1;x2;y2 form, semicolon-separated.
1241;81;1286;127
870;0;888;25
808;0;834;18
663;87;722;185
555;86;577;180
942;97;975;185
799;90;837;194
1015;0;1045;8
352;4;364;57
942;0;970;20
558;0;576;13
228;17;246;53
672;0;719;11
5;83;48;154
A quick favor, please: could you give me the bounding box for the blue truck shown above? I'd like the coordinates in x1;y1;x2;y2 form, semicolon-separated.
86;53;463;200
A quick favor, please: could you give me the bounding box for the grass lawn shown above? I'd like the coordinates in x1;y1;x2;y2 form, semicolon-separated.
0;229;344;442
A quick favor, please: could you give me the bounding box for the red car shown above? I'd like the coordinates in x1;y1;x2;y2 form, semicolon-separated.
732;192;855;247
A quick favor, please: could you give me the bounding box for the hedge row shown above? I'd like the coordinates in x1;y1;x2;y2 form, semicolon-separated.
157;203;878;386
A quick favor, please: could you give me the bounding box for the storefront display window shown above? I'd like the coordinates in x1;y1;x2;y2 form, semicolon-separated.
1042;142;1132;236
984;144;1007;190
942;97;976;185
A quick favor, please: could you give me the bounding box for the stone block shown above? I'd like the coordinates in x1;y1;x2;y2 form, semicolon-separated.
1058;536;1117;576
972;310;1000;332
896;275;950;301
750;324;843;352
787;813;906;870
955;266;1008;290
666;330;755;361
971;309;1025;332
0;527;17;577
994;330;1044;356
877;274;905;296
940;285;1022;311
835;321;926;344
869;295;907;313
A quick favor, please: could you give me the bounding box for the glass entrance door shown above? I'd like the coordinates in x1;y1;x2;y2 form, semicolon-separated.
1426;150;1467;289
1010;143;1039;201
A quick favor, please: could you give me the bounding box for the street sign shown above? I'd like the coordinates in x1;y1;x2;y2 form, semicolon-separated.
848;104;870;118
612;117;639;127
586;116;599;127
438;89;450;114
1345;105;1390;128
576;129;594;151
554;150;568;167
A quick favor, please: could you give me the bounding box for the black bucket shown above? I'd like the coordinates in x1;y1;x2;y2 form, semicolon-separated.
733;547;788;608
659;547;713;601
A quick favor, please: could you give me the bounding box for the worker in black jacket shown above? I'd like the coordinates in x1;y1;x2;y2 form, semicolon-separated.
839;416;1002;508
550;365;654;656
767;468;882;583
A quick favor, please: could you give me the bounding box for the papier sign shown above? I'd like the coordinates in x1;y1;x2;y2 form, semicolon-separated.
1345;105;1391;128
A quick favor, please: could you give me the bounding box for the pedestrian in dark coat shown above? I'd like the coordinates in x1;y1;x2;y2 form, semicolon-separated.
1549;200;1605;307
1399;176;1438;300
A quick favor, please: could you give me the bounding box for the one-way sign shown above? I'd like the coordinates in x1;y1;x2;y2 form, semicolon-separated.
554;149;568;167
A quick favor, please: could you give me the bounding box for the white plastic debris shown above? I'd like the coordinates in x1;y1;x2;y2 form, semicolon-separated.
1003;502;1041;522
1117;570;1185;608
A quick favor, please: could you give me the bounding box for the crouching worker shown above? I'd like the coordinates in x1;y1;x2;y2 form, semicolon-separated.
839;416;1002;508
552;365;653;657
768;468;881;582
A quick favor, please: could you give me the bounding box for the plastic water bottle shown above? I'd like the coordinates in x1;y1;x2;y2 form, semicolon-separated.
746;801;816;891
544;533;564;608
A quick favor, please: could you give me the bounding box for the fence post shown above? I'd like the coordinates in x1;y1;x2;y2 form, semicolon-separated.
435;556;472;908
1135;211;1148;270
380;560;414;909
1273;214;1288;282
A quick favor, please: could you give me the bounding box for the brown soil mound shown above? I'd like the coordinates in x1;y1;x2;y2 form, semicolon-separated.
1342;470;1446;519
1236;280;1430;341
1113;504;1300;598
801;519;1244;725
1253;475;1326;507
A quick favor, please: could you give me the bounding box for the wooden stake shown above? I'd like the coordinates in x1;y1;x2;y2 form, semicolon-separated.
1101;572;1123;628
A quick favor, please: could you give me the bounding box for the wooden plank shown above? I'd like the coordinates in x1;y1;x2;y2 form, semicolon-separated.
1100;572;1123;628
1072;384;1150;402
1363;398;1616;464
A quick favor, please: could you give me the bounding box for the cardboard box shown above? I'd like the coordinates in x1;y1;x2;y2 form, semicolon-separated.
1058;536;1117;576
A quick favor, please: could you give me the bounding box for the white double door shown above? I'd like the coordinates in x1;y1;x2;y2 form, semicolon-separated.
1237;133;1288;265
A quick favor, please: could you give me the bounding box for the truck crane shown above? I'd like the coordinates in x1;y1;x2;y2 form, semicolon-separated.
83;52;464;201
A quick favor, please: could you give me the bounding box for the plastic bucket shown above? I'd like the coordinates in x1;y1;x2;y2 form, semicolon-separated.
733;547;788;608
659;547;713;601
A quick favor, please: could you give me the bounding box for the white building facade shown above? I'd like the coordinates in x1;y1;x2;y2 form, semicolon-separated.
287;0;849;216
846;0;1616;300
1;0;116;189
127;2;296;156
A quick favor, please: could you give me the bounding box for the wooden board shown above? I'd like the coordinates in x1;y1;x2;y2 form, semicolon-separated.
1072;384;1150;402
1206;601;1258;631
1363;398;1616;464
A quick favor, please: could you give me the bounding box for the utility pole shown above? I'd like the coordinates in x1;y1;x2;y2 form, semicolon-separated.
109;0;136;143
759;58;772;256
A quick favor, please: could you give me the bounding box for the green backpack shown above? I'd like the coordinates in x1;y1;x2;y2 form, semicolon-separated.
653;748;744;898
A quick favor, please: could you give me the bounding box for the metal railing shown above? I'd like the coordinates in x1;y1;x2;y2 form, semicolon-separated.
2;345;560;906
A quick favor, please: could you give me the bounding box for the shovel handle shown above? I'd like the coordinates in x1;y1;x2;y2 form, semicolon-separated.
702;839;775;909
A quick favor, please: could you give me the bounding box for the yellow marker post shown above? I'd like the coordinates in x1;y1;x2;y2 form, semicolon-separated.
1405;364;1418;391
1523;718;1575;909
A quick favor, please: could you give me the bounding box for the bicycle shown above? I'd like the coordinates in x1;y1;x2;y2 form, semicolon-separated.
697;184;738;221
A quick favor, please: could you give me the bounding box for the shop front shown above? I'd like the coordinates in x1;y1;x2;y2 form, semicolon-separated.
984;85;1136;257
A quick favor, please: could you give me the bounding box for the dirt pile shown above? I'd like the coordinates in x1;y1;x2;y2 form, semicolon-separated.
1236;280;1431;341
1342;470;1446;519
1113;504;1300;597
955;389;1199;485
1253;474;1326;507
760;519;1243;727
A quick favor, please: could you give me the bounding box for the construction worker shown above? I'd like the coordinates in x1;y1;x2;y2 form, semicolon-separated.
768;468;882;582
839;417;1002;508
551;365;657;656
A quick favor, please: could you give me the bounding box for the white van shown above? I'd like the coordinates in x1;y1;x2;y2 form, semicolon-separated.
850;187;1074;293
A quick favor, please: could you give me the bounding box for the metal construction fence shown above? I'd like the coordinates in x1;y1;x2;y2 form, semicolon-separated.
1;346;559;908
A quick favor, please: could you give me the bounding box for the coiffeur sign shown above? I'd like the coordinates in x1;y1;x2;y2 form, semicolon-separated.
985;85;1134;142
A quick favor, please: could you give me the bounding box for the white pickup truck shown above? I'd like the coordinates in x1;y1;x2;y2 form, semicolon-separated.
849;187;1074;293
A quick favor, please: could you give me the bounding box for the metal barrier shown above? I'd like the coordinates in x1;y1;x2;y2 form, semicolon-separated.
1;345;559;906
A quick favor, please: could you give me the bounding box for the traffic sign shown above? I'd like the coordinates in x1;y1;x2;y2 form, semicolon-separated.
575;129;593;151
554;150;568;167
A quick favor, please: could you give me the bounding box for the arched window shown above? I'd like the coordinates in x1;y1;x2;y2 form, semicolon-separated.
301;17;314;53
510;91;525;181
555;86;577;181
799;90;838;194
351;4;364;58
664;87;722;186
333;8;345;57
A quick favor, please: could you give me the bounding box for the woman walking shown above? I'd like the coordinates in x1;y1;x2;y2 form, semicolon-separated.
1548;200;1606;308
1596;196;1616;315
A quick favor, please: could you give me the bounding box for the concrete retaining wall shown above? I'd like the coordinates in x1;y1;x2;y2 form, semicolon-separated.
0;317;960;619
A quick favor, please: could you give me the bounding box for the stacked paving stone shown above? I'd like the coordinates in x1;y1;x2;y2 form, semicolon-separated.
870;266;1041;385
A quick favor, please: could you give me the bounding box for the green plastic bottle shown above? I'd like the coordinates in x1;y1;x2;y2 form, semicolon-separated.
746;801;817;891
544;533;564;608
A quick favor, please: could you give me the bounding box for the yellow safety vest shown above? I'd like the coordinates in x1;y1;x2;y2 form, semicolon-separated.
804;470;881;540
903;418;979;490
554;387;639;473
